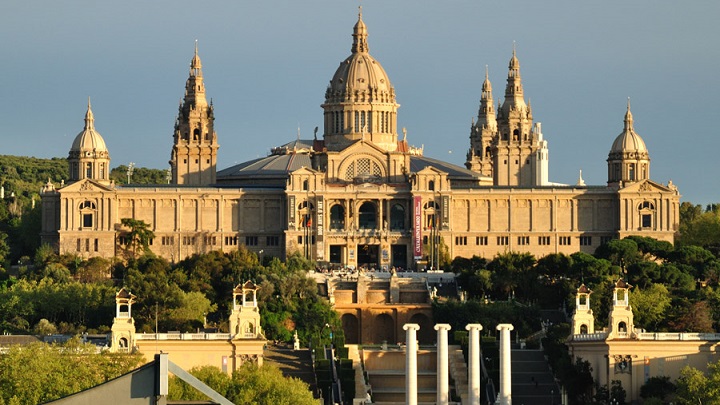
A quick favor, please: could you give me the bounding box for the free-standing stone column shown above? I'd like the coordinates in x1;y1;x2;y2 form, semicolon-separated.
466;323;483;404
496;323;514;405
434;324;452;405
403;323;420;405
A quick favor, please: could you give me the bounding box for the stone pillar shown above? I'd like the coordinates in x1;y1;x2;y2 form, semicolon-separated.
404;323;420;405
466;323;483;404
496;323;514;405
435;324;452;405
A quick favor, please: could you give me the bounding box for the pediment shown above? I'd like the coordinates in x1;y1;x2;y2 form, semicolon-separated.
60;178;115;193
415;165;448;176
618;179;677;194
336;140;390;159
289;166;321;176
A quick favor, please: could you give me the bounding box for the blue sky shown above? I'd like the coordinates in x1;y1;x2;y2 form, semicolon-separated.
2;1;718;205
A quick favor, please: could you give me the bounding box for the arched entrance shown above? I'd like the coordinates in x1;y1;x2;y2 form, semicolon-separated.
373;313;395;344
341;313;359;344
409;313;434;344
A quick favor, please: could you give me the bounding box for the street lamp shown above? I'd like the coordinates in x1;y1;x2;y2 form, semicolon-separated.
126;162;135;184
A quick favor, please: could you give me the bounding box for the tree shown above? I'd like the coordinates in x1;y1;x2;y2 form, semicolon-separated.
0;339;142;404
595;238;640;269
120;218;155;257
629;283;671;331
168;363;317;405
640;376;676;402
675;360;720;405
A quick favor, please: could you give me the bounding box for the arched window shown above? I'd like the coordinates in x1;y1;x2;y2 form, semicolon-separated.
638;201;655;228
580;324;588;334
358;202;377;229
302;179;309;191
193;128;200;141
618;322;627;333
330;204;345;230
85;163;93;178
119;337;128;348
428;180;435;191
390;204;405;231
628;163;636;181
513;129;519;141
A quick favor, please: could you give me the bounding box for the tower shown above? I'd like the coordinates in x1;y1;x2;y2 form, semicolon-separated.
492;47;542;186
322;8;400;152
466;66;496;177
571;284;595;335
68;99;111;184
607;100;650;187
607;279;634;339
228;281;263;340
170;43;218;185
110;288;136;353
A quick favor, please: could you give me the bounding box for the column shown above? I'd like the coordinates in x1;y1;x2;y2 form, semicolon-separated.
466;323;483;404
404;323;420;405
435;324;452;405
496;323;514;405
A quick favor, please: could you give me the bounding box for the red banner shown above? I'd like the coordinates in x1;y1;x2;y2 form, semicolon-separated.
413;196;422;260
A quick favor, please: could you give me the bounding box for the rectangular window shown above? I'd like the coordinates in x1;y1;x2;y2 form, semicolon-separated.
559;236;572;246
182;236;196;245
601;236;613;245
94;239;99;252
204;236;216;245
266;236;280;246
497;236;509;246
642;214;652;228
85;238;90;252
83;214;93;228
517;236;530;246
455;236;467;246
246;236;258;246
162;236;175;246
224;236;238;246
77;238;82;251
580;236;592;246
476;236;488;246
538;236;551;246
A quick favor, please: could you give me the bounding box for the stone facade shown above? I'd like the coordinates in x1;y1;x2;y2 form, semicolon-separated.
568;281;720;402
109;284;266;374
40;11;680;268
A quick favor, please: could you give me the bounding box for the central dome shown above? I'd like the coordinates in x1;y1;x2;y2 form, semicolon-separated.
322;10;400;152
326;15;393;100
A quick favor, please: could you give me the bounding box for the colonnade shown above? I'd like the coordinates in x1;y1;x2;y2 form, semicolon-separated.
402;322;514;405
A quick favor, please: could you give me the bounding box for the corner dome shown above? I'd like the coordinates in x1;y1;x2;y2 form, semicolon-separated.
609;104;648;158
70;100;109;156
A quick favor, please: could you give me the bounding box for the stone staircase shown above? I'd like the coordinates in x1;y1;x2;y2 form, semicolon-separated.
510;347;561;405
263;344;319;399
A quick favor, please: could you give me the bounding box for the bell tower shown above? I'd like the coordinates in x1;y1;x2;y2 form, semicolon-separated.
110;288;136;353
607;279;634;339
492;47;542;186
571;284;595;335
229;281;263;340
170;42;218;185
466;66;496;177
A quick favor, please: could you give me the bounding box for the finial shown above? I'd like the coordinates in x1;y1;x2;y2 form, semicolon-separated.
485;65;489;81
513;40;516;56
358;5;362;19
297;125;300;140
577;169;586;187
87;96;91;109
627;97;631;112
195;39;198;56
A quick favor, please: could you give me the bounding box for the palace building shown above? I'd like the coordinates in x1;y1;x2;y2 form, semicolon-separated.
40;11;680;268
